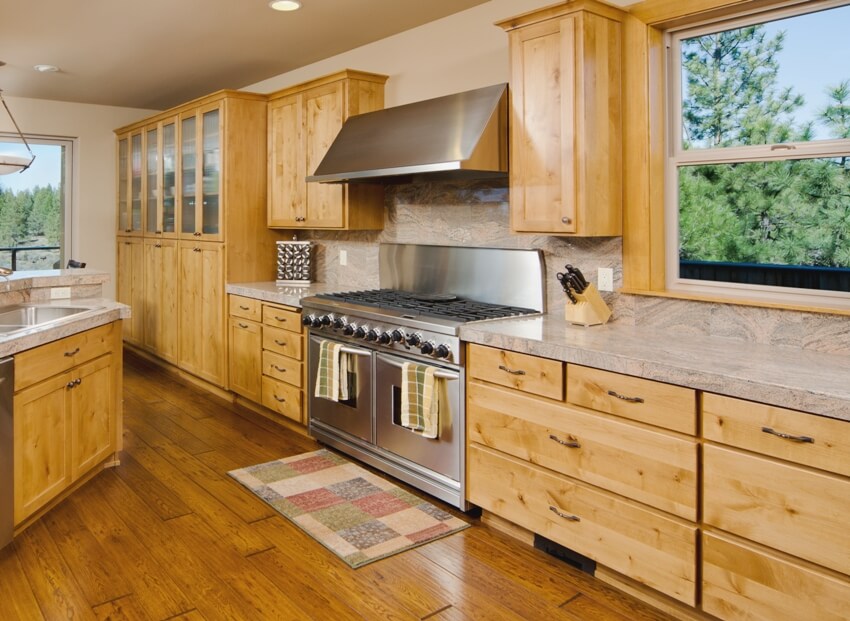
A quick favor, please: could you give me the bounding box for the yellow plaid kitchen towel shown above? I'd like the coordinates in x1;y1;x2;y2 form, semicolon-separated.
400;362;440;439
314;340;343;401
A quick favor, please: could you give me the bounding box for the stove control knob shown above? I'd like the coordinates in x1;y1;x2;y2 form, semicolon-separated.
333;316;347;330
390;329;406;343
435;344;452;359
406;332;422;347
311;315;324;328
342;322;356;336
365;328;380;342
302;314;315;327
420;340;436;356
378;331;392;345
354;325;369;339
320;314;333;327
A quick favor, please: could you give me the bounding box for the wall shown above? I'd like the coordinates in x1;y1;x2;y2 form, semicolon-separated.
0;96;156;298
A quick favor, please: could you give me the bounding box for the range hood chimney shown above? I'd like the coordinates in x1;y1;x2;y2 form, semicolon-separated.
306;83;508;184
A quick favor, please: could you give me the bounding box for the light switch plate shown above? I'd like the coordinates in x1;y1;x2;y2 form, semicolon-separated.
51;287;71;299
597;268;614;292
339;250;347;266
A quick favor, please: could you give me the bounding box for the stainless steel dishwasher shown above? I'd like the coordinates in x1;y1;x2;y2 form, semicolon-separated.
0;357;13;549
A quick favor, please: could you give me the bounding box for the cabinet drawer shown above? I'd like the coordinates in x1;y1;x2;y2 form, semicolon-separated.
261;376;302;423
703;393;850;477
468;444;697;605
262;305;301;333
263;350;302;388
15;323;116;391
566;364;695;434
468;381;697;520
468;344;563;400
702;531;850;621
704;444;850;575
229;295;262;322
263;325;303;360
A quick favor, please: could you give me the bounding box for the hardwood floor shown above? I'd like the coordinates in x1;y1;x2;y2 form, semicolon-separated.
0;351;677;621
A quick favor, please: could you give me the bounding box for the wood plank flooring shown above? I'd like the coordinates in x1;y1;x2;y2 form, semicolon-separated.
0;351;677;620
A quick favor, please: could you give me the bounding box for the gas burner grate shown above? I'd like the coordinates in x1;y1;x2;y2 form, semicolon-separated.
315;289;538;322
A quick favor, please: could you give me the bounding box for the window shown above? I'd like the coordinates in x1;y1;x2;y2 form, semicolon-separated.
0;136;73;271
665;1;850;308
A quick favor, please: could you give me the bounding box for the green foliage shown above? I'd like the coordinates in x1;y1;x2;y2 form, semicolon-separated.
0;184;62;247
679;21;850;270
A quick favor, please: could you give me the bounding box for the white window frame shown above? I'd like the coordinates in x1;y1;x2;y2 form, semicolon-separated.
0;133;75;269
664;0;850;310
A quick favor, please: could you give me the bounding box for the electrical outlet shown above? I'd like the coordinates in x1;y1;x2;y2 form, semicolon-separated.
339;250;347;266
597;268;614;292
51;286;71;299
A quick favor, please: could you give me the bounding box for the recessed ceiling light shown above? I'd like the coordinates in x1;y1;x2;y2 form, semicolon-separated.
269;0;301;11
33;64;60;73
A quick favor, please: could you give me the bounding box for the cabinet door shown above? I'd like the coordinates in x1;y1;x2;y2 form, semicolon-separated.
13;373;70;524
161;119;178;237
229;317;262;402
117;236;144;345
129;130;144;235
304;82;345;228
268;93;305;227
143;238;178;362
180;111;198;238
69;355;115;480
178;240;225;386
199;104;222;240
144;125;159;235
116;134;130;234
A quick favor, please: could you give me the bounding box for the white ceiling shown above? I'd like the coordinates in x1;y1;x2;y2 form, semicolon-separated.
0;0;490;110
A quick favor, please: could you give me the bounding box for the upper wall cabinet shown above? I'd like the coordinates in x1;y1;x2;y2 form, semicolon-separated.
499;0;624;236
267;70;388;230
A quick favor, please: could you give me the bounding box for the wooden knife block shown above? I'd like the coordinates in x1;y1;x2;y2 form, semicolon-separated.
564;283;612;326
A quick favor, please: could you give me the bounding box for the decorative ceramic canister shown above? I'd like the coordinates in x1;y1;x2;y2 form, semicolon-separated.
276;236;313;284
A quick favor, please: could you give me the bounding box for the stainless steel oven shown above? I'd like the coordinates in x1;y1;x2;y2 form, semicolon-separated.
303;244;546;510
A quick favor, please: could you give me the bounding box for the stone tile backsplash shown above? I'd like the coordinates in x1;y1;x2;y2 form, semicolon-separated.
301;180;849;356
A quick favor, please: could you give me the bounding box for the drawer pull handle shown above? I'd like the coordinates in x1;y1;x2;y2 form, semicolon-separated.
762;427;814;444
549;434;580;449
239;305;250;310
607;390;644;404
498;364;526;376
66;378;81;389
274;340;286;347
549;506;580;522
274;394;286;403
272;365;286;372
238;323;249;329
64;347;80;357
274;316;287;322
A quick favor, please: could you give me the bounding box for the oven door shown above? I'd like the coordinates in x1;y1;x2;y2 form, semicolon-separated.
375;352;462;482
308;334;374;443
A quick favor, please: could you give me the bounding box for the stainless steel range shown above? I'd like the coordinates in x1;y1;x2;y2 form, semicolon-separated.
301;244;545;509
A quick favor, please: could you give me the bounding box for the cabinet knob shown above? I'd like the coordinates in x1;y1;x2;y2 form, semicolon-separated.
274;394;286;403
561;217;572;225
193;232;202;237
193;247;202;252
64;347;80;357
238;322;249;329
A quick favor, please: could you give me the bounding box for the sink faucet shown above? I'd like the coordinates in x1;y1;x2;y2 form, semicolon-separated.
0;267;11;276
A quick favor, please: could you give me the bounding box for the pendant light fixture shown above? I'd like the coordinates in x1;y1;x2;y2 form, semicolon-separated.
0;89;36;175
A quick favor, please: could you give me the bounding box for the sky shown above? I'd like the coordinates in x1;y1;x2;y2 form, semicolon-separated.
0;142;63;193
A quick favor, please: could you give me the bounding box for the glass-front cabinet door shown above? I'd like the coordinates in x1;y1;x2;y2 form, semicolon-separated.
127;130;144;236
145;126;159;235
161;119;177;236
116;135;129;234
179;104;223;241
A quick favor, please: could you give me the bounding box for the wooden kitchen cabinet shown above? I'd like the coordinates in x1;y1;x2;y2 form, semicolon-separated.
228;295;262;403
116;235;144;345
466;344;698;605
13;322;122;526
116;130;144;236
116;90;281;391
498;1;624;236
267;70;387;230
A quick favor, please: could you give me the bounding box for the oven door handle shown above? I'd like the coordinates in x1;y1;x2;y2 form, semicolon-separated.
382;357;460;381
339;346;373;357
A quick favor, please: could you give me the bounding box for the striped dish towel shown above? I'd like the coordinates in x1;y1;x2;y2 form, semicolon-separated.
314;340;343;401
400;362;440;439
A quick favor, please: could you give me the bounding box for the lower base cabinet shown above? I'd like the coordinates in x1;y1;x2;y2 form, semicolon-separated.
13;322;121;526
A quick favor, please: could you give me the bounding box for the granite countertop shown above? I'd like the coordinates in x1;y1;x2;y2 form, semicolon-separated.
226;281;341;308
460;315;850;422
227;281;849;422
0;298;130;358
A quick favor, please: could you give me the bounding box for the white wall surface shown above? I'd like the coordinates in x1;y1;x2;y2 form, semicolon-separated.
0;97;156;297
246;0;636;104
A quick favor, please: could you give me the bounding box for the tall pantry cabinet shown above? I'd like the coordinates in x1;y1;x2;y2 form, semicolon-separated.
115;90;280;390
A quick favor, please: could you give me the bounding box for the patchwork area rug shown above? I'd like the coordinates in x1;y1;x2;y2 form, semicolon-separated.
228;449;469;568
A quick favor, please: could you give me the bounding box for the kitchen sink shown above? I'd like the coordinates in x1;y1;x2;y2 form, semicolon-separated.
0;303;104;335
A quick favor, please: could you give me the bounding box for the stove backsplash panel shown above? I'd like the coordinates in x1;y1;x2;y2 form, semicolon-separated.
302;180;850;356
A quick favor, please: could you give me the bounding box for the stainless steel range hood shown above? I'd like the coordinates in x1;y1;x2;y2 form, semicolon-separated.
306;83;508;184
